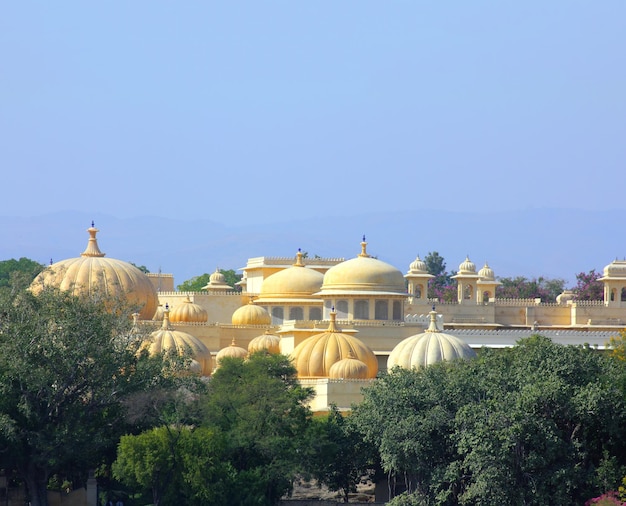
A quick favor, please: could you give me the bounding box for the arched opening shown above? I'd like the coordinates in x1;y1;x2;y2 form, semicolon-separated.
309;307;322;320
464;284;473;300
393;300;402;320
611;289;616;302
621;287;626;302
483;291;491;303
375;300;389;320
336;300;349;319
271;307;284;325
289;307;303;320
415;284;422;298
354;300;369;320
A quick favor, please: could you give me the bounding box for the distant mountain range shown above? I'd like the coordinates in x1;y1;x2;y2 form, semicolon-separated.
1;209;623;288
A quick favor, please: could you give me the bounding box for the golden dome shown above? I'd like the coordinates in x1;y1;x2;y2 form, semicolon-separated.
147;306;212;376
257;250;324;300
248;330;281;354
328;352;370;379
318;238;406;296
290;311;378;378
216;338;248;364
231;299;272;325
169;295;208;323
407;255;429;274
387;310;476;370
30;223;158;320
478;262;495;281
457;256;477;275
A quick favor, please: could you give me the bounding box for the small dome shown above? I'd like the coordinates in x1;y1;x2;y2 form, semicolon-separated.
478;262;495;281
231;300;272;325
248;330;281;354
318;238;406;296
216;338;248;365
408;255;429;274
30;223;158;320
458;256;476;275
602;259;626;279
556;290;575;305
290;311;378;378
169;296;208;323
387;310;476;370
328;352;370;379
146;306;212;376
258;250;324;299
202;268;232;291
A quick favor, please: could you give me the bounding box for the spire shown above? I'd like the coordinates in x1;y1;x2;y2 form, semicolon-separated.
81;222;105;258
426;308;440;332
294;248;304;267
327;308;340;332
161;303;173;330
358;235;370;258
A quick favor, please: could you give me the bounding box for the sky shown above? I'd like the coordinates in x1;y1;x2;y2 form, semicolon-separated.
1;2;625;228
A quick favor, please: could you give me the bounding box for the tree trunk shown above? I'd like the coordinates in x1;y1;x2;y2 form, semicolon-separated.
24;463;49;506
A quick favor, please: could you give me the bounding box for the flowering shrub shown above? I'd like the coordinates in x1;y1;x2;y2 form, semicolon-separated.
585;491;626;505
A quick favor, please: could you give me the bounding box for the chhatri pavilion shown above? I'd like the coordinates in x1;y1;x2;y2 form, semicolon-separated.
31;224;626;412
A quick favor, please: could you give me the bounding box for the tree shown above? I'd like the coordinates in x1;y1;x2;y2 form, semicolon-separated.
177;268;242;291
424;252;456;302
112;426;232;506
573;269;604;301
201;352;314;505
352;336;626;504
0;257;44;293
305;405;377;502
496;276;566;302
0;287;175;506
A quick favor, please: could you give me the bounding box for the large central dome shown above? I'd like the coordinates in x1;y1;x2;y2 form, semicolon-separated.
30;223;158;320
317;238;406;296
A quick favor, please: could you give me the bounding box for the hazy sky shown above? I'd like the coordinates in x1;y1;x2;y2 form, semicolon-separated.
1;2;624;226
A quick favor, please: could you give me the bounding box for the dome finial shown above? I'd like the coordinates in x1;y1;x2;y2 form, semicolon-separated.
328;307;339;332
359;235;369;258
427;308;439;332
81;223;105;258
161;304;173;330
294;248;304;267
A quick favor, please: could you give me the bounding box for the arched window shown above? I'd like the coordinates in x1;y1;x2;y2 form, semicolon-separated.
415;284;422;298
483;291;491;303
611;289;616;302
336;300;349;319
393;300;402;320
289;307;304;320
621;287;626;302
464;284;473;300
309;307;322;320
354;300;369;320
271;307;284;325
375;300;389;320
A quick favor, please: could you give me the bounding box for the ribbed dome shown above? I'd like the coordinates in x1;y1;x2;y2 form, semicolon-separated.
387;310;476;370
602;259;626;278
248;330;281;354
30;223;158;320
408;255;429;274
318;238;406;296
231;300;272;325
458;256;477;274
202;268;232;291
478;262;495;280
147;306;212;376
170;295;208;323
216;338;248;364
291;311;378;378
328;352;370;379
258;250;324;298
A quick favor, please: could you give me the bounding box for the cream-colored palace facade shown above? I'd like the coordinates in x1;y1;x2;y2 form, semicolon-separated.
33;225;626;412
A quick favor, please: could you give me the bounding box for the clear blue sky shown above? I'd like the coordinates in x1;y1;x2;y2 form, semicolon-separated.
1;2;625;226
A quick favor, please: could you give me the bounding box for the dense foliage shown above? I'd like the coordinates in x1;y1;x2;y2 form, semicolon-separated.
495;275;566;302
177;268;242;291
573;269;605;301
0;257;44;293
351;336;626;505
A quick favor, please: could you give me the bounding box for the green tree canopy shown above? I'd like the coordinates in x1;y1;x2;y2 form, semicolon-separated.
0;287;177;506
351;336;626;505
0;257;44;292
496;275;566;302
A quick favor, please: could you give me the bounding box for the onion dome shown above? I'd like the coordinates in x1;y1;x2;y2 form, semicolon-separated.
201;268;232;291
256;249;324;302
478;262;495;281
328;351;370;380
458;256;477;275
407;255;429;274
600;259;626;279
318;237;406;296
169;295;208;323
216;338;248;364
231;299;272;325
30;223;158;320
248;330;281;354
146;305;212;376
387;309;476;370
290;310;378;378
556;290;575;305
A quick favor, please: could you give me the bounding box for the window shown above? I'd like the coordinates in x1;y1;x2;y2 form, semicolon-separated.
271;307;284;325
393;300;402;320
336;300;349;319
309;307;322;320
289;307;304;320
354;300;369;319
375;300;388;320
